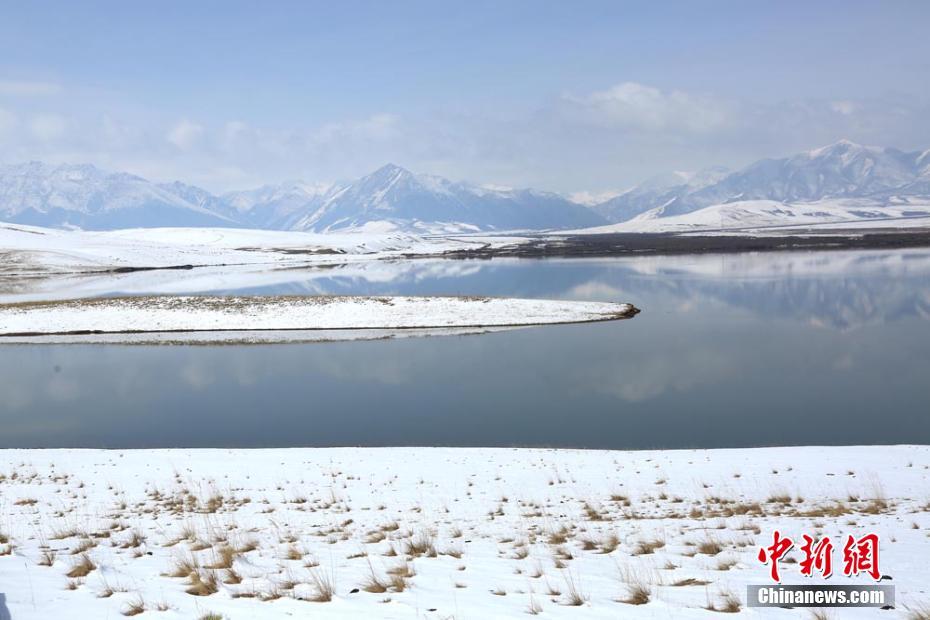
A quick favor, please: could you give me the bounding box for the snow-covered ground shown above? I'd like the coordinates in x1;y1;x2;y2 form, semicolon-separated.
0;447;927;619
0;295;636;341
565;198;930;234
0;222;484;276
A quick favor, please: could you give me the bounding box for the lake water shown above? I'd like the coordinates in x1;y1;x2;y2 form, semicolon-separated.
3;249;930;449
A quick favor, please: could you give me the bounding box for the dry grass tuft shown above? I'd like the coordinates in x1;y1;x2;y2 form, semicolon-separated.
671;577;711;586
616;564;654;605
71;537;97;555
906;604;930;620
222;568;242;585
38;549;57;567
387;560;416;579
527;593;543;615
548;526;570;545
403;530;436;558
121;529;146;549
622;582;651;605
308;567;336;602
121;595;146;616
582;502;607;521
185;570;219;596
362;560;389;593
599;533;620;554
696;538;724;556
707;590;741;613
168;554;200;578
66;554;96;578
560;572;587;606
206;545;237;570
633;538;665;555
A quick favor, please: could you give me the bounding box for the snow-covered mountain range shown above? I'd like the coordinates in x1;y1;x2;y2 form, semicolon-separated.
0;162;604;233
592;140;930;231
2;140;929;233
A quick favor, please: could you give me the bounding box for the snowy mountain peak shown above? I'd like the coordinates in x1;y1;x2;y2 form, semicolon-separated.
291;164;605;233
808;138;863;154
365;163;414;187
804;139;887;164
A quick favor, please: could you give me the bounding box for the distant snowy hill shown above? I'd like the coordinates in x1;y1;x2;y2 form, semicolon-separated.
573;140;930;234
0;163;237;229
594;140;930;225
579;198;930;234
0;162;605;233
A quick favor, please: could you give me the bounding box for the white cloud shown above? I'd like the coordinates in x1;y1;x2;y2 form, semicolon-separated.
0;79;62;96
0;107;16;134
315;113;400;144
564;82;733;133
0;82;928;195
222;120;249;143
167;119;204;150
30;114;66;141
831;100;857;116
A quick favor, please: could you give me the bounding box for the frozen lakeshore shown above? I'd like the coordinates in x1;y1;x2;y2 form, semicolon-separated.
0;446;927;619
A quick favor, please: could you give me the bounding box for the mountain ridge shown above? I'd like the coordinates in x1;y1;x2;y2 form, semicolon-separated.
595;140;930;223
2;140;930;233
0;161;604;232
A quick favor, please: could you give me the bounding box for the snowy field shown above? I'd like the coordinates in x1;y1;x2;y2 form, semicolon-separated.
563;198;930;235
0;295;637;341
0;222;486;277
0;447;927;619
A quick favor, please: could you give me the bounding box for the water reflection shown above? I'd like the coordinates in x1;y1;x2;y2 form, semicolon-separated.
2;249;929;448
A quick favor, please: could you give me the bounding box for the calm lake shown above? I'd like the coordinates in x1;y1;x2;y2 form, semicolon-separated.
3;249;930;449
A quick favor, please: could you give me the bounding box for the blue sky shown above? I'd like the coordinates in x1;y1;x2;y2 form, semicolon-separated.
2;1;929;194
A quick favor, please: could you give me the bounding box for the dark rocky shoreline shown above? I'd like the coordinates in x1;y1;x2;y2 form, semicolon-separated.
429;229;930;259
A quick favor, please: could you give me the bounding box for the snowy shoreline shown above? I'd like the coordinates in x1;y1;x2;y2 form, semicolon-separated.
0;295;638;340
1;445;927;618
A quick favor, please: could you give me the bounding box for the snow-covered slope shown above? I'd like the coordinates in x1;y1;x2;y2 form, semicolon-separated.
1;446;927;619
574;197;930;234
593;166;729;222
221;182;339;230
